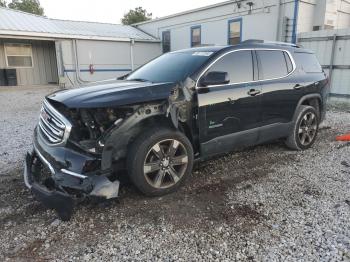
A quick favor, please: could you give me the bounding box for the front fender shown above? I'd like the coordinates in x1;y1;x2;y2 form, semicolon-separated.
100;103;167;170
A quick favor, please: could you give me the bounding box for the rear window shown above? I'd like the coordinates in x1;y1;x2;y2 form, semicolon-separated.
294;52;322;73
283;52;293;73
256;50;292;80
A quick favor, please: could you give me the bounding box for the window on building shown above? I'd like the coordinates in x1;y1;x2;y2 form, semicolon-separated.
5;43;33;68
324;24;334;30
204;50;253;84
191;26;201;47
256;50;291;80
162;31;171;53
228;19;242;45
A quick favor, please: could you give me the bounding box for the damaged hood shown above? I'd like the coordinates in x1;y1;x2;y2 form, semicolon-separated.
47;80;176;108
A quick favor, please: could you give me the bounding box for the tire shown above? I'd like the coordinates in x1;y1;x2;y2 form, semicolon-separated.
127;127;194;196
285;105;319;150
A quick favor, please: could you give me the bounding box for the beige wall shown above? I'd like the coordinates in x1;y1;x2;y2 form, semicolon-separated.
0;39;58;86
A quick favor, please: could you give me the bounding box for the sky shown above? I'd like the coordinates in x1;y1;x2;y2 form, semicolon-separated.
39;0;225;24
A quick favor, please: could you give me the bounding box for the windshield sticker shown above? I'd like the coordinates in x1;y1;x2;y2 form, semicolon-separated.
192;52;213;56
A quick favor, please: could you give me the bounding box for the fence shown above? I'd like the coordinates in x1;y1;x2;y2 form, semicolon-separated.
298;28;350;100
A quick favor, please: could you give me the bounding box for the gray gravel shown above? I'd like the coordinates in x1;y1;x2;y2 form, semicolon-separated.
0;86;349;261
0;86;59;175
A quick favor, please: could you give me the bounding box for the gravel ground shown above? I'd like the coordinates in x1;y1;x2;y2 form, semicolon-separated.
0;87;349;261
0;85;59;174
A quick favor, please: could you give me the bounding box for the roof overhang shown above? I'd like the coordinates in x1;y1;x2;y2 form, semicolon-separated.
0;30;161;43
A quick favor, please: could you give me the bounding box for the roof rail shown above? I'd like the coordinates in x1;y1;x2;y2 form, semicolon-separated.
241;39;301;48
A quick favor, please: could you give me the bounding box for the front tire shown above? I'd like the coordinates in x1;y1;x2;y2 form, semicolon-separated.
285;105;319;150
127;127;194;196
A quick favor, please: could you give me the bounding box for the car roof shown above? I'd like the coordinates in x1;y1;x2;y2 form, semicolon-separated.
171;41;311;55
172;46;229;53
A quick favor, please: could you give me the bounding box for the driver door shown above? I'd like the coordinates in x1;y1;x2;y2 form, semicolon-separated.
197;50;262;157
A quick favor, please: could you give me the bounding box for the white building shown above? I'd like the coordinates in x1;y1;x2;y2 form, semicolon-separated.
135;0;350;52
0;7;161;87
1;1;349;89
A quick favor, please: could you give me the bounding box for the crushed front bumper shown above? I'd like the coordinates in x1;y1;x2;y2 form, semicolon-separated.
24;130;120;220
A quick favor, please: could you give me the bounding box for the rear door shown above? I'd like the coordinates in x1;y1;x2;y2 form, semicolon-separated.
197;50;262;156
257;49;299;126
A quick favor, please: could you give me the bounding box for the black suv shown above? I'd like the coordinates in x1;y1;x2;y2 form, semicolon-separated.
24;41;329;219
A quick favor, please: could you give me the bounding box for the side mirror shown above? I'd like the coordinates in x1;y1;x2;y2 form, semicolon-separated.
199;71;230;87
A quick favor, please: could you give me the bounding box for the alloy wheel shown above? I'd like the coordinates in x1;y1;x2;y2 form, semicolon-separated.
298;112;317;146
143;139;189;189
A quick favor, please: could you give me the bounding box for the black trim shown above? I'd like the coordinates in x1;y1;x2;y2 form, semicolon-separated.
293;93;324;121
31;184;74;221
200;122;292;158
297;94;322;106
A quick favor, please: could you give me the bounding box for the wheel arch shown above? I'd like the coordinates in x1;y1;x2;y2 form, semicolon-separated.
101;112;194;171
294;94;322;120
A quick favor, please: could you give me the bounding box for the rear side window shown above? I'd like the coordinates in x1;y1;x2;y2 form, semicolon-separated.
205;50;253;84
283;52;293;73
257;50;292;80
294;52;322;73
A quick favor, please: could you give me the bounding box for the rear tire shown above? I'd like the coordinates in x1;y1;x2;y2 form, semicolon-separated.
127;127;194;196
285;105;319;150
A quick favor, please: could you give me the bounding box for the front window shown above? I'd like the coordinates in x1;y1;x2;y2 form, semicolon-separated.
5;43;33;68
201;50;253;85
126;51;213;83
191;26;201;47
228;19;242;45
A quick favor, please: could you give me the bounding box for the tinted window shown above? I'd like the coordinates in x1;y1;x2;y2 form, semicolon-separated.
162;31;171;53
294;52;322;73
203;50;253;84
283;52;293;73
257;50;289;80
127;52;212;83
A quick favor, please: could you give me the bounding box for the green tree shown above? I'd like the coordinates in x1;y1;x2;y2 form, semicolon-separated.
0;0;7;7
121;7;152;25
8;0;44;15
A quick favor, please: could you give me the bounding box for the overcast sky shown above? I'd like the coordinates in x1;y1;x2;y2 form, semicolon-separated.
39;0;224;24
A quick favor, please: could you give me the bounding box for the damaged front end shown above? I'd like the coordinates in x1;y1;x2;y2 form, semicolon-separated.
24;79;196;220
24;100;129;220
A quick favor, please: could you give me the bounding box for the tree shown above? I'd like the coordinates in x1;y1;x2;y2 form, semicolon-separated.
121;7;152;25
8;0;44;15
0;0;7;7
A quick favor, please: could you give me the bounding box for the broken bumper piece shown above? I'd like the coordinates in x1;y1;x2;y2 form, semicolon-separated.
24;145;119;221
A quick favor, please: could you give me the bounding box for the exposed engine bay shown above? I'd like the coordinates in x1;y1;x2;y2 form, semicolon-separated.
48;81;194;161
54;103;135;154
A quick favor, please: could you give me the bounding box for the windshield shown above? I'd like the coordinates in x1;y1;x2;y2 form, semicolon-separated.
126;51;213;83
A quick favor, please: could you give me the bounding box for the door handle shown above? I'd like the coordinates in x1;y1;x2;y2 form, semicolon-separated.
294;84;303;90
248;89;261;96
228;97;235;104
